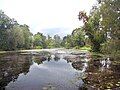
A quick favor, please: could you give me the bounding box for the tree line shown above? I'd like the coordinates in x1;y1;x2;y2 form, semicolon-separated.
0;10;33;50
77;0;120;55
0;11;64;50
61;0;120;55
0;10;86;50
0;0;119;56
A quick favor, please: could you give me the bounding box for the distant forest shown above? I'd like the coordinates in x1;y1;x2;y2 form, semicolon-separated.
0;10;85;50
0;0;120;56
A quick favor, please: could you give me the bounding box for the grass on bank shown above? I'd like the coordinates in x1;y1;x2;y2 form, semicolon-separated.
73;45;91;51
0;49;42;54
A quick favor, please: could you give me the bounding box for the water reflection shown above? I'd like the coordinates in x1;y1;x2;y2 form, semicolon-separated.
82;57;120;89
54;53;60;61
0;52;84;90
0;51;120;90
0;53;32;89
62;52;120;89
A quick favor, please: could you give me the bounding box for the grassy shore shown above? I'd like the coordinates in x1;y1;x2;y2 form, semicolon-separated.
0;49;43;54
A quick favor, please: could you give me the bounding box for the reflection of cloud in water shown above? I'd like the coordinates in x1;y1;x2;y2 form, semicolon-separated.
32;59;75;74
33;61;49;70
1;49;91;90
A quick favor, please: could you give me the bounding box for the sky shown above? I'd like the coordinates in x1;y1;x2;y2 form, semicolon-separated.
0;0;97;37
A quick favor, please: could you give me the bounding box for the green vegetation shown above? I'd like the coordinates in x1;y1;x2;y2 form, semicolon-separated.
61;28;85;49
78;46;91;51
33;32;47;49
78;0;120;55
0;0;119;57
0;11;32;50
0;11;62;50
99;0;120;56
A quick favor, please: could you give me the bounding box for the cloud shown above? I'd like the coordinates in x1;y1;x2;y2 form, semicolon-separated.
40;27;72;37
0;0;97;36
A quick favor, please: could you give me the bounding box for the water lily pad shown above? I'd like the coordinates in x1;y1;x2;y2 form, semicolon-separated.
108;83;113;87
82;76;87;79
106;86;111;89
118;82;120;84
116;84;120;86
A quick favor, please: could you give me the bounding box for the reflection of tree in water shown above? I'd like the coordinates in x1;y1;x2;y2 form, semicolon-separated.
34;56;47;64
78;85;88;90
72;61;84;70
21;56;33;75
71;57;89;72
33;51;52;64
82;58;120;89
70;57;120;89
63;55;81;63
54;54;60;61
34;53;61;63
69;58;88;89
33;54;52;65
0;53;32;89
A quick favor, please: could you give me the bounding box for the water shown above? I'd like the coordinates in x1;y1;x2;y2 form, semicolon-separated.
0;49;120;90
0;50;85;90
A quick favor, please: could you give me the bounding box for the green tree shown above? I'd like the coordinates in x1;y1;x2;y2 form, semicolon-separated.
0;10;15;50
62;35;73;49
20;25;33;49
72;28;85;47
0;11;33;50
99;0;120;54
78;10;106;52
53;34;61;48
33;32;46;49
45;35;54;48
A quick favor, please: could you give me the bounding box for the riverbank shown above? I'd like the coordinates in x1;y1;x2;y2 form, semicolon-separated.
0;48;90;54
0;48;119;90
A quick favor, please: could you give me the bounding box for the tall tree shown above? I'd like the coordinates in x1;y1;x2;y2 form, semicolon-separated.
45;35;54;48
20;24;33;49
62;35;73;49
78;9;106;52
53;34;61;48
99;0;120;54
0;11;32;50
72;28;85;47
33;32;46;49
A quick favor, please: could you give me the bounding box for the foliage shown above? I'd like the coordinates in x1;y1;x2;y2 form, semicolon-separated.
72;28;85;47
0;11;32;50
78;0;120;54
78;9;106;52
45;35;54;48
61;28;85;49
53;34;61;48
33;32;46;49
99;0;120;55
61;35;73;49
79;45;91;51
0;0;119;54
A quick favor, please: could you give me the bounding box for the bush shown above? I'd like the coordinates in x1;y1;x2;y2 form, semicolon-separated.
101;40;120;56
35;46;43;49
74;46;80;49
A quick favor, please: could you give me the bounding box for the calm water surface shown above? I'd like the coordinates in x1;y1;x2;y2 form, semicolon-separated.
0;49;120;90
0;51;85;90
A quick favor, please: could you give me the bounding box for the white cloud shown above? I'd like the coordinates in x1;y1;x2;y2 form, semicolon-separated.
0;0;97;36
